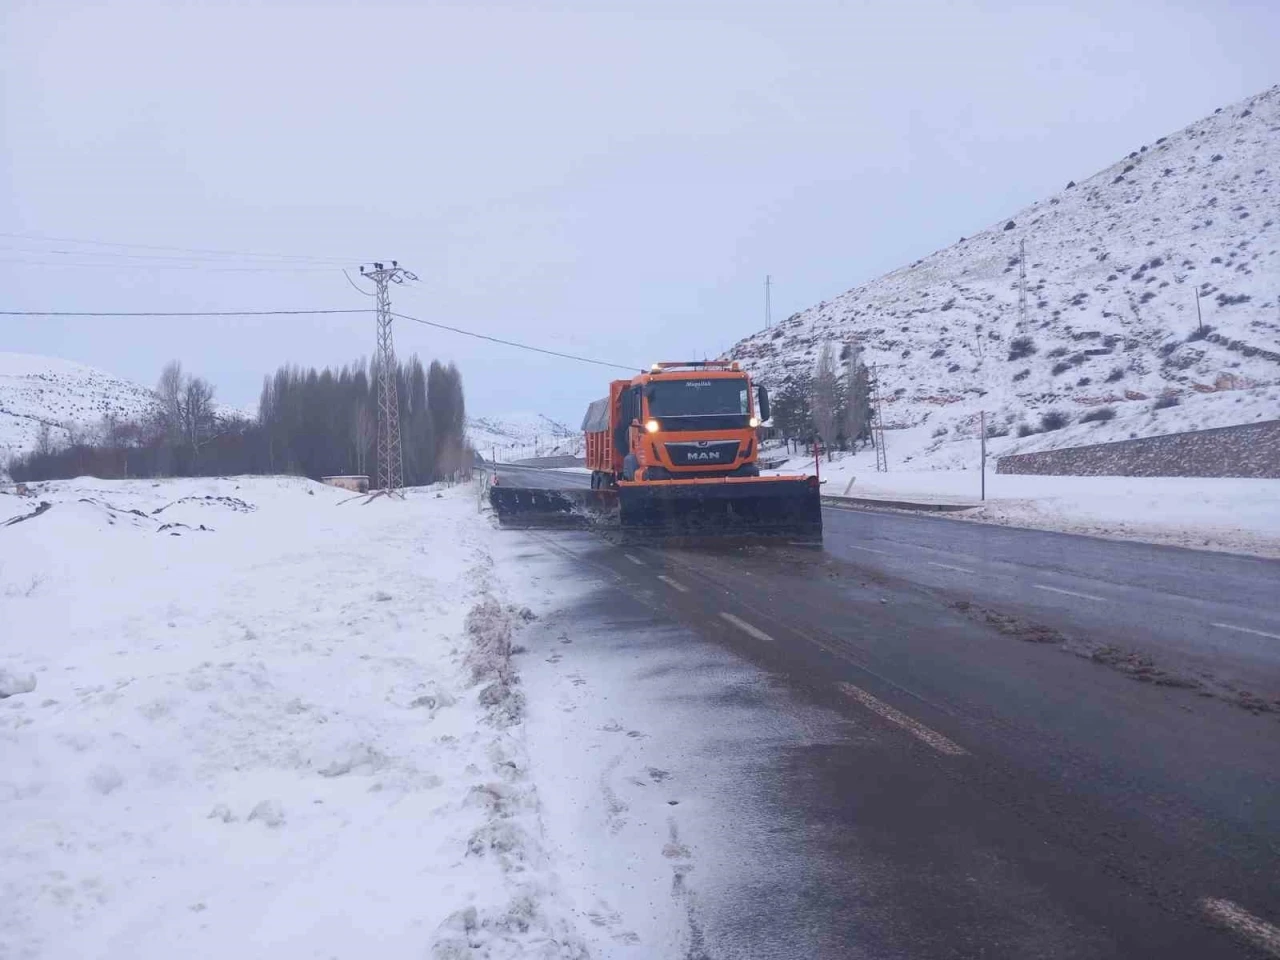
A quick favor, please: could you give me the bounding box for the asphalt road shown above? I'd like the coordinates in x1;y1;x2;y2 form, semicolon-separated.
493;463;1280;959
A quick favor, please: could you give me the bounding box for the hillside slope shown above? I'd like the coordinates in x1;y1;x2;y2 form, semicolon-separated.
0;353;160;464
467;412;579;459
730;85;1280;468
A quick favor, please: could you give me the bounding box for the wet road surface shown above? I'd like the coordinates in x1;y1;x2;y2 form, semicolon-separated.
494;463;1280;958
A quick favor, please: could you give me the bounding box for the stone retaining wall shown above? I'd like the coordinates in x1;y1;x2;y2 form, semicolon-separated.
996;420;1280;478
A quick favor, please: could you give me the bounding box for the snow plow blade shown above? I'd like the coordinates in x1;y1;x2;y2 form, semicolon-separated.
489;486;617;529
617;476;823;545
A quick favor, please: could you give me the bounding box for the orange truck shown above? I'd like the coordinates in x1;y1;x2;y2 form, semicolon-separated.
490;360;822;542
579;360;822;540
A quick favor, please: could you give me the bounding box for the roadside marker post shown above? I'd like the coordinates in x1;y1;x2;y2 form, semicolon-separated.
980;410;987;502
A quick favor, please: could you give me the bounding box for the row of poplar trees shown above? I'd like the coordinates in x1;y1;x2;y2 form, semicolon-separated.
258;356;468;484
8;356;470;485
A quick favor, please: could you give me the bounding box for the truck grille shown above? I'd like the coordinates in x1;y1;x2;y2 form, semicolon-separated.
663;440;740;467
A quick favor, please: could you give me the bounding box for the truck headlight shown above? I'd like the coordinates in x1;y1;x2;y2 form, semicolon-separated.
645;419;660;433
749;416;760;428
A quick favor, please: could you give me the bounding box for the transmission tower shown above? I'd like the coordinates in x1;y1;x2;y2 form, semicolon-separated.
1017;238;1028;331
871;363;889;473
359;261;417;495
765;274;772;330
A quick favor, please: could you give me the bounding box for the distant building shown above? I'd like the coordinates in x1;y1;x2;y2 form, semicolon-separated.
321;475;369;493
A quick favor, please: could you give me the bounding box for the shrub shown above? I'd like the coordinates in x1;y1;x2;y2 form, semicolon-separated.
1216;293;1251;306
947;363;961;373
1017;423;1037;438
932;425;948;438
1012;368;1031;382
1077;377;1092;386
1186;325;1214;342
930;348;945;359
1080;406;1116;424
986;424;1010;438
1040;410;1069;431
1158;342;1178;357
1003;220;1016;231
1154;394;1180;410
1008;336;1036;361
1047;346;1069;358
1051;361;1073;376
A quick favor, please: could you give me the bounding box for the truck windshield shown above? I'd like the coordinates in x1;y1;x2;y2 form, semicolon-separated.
647;378;749;418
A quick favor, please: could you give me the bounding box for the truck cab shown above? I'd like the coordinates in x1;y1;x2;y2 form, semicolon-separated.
586;361;770;488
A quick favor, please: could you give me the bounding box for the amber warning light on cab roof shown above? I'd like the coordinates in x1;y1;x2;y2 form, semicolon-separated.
649;360;740;373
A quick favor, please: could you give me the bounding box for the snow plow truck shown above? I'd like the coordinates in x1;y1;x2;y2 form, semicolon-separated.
488;361;823;544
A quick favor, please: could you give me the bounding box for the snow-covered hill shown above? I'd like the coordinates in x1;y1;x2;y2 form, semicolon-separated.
0;353;160;464
467;412;580;459
729;85;1280;468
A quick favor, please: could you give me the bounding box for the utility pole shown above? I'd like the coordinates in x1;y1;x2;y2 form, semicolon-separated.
1017;238;1028;331
1195;287;1204;337
765;275;772;330
871;363;889;473
359;261;417;495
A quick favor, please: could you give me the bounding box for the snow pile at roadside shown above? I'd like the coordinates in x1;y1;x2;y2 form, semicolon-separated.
764;442;1280;557
0;476;587;958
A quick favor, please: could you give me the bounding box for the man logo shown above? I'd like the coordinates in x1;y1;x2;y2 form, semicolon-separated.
688;451;721;461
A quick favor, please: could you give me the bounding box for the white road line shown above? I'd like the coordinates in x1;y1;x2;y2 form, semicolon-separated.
657;575;689;593
624;553;645;566
928;561;975;574
837;682;968;757
1212;622;1280;642
1034;584;1105;603
848;545;890;556
1201;897;1280;957
719;612;776;644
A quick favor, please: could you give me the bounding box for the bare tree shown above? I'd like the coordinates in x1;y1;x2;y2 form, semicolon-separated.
35;422;54;457
352;401;374;476
182;376;217;468
157;361;185;442
843;343;871;449
811;341;839;456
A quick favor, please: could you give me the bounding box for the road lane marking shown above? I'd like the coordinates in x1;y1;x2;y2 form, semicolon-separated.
719;612;776;644
624;553;645;566
657;575;689;593
1201;898;1280;956
837;682;967;756
1212;622;1280;642
928;561;975;574
847;545;890;556
1034;584;1105;602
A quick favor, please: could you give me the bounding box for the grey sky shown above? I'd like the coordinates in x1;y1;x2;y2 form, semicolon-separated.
3;0;1276;423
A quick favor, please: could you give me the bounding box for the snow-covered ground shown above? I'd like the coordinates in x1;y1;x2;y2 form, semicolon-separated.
0;476;599;958
764;439;1280;557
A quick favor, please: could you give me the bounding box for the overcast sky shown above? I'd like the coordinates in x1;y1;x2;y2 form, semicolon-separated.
2;0;1276;423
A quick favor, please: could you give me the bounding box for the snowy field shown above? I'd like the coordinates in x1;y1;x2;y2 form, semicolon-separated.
765;439;1280;557
0;476;600;959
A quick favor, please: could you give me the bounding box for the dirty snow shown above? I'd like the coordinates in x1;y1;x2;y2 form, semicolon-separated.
0;476;594;958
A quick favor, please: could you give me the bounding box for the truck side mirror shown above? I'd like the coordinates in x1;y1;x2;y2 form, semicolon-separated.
756;385;770;422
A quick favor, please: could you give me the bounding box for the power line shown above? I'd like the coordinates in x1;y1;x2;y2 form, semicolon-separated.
1;306;637;370
0;257;337;273
0;231;358;264
0;245;348;266
0;308;370;317
391;311;635;371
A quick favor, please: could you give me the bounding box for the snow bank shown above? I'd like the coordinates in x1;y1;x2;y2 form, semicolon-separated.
0;475;587;958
